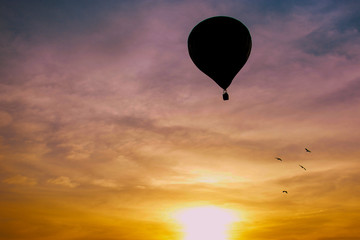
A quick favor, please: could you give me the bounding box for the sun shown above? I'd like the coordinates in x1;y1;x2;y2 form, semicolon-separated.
173;206;240;240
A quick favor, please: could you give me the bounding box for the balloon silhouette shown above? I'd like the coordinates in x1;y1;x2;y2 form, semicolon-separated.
188;16;252;100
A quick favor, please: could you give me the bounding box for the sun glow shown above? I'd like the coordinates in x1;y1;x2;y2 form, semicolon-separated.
174;206;240;240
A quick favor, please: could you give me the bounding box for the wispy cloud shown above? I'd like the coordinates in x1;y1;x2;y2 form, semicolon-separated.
316;78;360;105
47;176;79;188
2;174;37;185
91;179;118;188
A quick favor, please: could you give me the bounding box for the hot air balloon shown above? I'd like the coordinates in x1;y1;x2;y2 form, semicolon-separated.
188;16;252;100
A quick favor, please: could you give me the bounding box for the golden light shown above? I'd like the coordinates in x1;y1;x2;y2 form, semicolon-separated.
173;206;240;240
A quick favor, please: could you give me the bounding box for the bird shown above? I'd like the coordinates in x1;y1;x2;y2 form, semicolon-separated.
275;157;282;161
283;191;288;194
305;148;311;153
299;165;306;170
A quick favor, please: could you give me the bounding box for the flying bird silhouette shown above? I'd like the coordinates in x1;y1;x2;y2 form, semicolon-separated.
275;157;282;161
299;165;306;170
282;191;288;194
305;148;311;152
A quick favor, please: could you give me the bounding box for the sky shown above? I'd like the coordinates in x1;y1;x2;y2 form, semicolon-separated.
1;0;360;239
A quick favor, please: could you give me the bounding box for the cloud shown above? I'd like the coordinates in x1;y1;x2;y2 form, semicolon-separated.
91;179;118;188
47;176;78;188
0;111;12;127
319;237;360;240
295;1;360;57
316;78;360;105
2;174;37;185
298;25;360;57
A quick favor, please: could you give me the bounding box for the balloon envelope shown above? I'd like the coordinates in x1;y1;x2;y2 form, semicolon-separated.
188;16;252;90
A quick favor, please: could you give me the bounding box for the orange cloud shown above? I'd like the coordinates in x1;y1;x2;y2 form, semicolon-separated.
3;175;37;185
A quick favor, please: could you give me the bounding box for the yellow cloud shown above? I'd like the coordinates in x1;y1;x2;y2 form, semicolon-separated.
92;179;118;188
47;176;79;188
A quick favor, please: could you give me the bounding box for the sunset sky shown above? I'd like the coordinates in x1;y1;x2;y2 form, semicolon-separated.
1;0;360;239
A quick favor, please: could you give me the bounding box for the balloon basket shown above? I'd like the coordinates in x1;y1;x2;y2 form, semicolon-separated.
223;90;229;101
